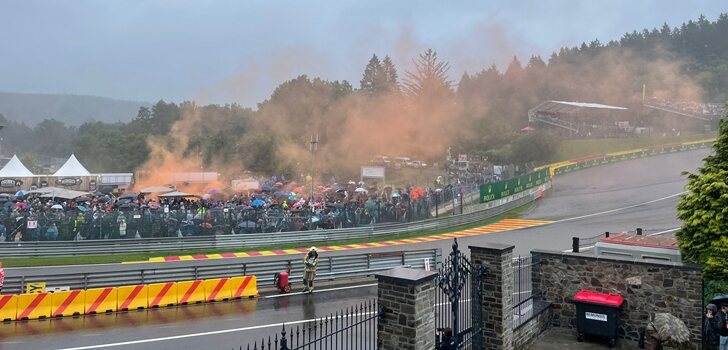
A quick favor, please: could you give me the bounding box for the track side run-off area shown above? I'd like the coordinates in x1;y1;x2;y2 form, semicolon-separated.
149;218;553;262
0;148;710;350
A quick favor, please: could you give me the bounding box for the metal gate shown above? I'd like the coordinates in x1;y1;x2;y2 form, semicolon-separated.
435;239;485;350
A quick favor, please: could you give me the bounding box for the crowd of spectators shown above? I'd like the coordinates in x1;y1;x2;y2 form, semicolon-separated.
0;179;471;242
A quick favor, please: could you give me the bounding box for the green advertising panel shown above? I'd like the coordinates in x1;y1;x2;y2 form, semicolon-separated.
480;168;550;203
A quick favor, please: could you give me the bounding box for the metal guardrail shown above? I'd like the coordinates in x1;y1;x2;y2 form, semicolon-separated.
0;186;546;258
2;248;441;294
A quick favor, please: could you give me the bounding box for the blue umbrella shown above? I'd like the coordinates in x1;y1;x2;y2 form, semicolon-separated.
15;190;28;197
336;187;345;193
120;193;137;199
251;199;266;207
77;205;88;212
261;185;272;192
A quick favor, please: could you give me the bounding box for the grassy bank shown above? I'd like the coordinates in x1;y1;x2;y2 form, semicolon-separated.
550;133;715;163
2;202;534;267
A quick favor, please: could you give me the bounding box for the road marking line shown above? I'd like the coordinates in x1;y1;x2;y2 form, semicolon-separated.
263;283;377;299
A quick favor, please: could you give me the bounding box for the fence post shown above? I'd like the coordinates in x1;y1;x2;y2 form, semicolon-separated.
605;231;610;238
469;243;515;350
636;228;643;235
572;237;579;253
376;267;437;350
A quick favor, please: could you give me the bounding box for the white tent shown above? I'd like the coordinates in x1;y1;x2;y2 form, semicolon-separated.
158;191;197;198
0;154;34;177
53;154;91;177
140;185;175;194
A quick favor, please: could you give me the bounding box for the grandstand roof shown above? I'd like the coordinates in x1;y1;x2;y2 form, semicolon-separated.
529;100;627;116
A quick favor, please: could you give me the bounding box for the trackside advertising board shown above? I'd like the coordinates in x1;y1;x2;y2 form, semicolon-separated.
480;168;549;204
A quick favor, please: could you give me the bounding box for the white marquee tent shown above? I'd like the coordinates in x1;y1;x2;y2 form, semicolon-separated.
53;154;91;177
0;154;35;177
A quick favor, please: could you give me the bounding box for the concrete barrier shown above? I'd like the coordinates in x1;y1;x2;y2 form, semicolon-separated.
51;290;85;317
0;294;18;321
148;282;177;308
85;287;117;314
203;278;232;302
177;280;205;305
16;293;51;320
117;285;148;311
230;276;258;299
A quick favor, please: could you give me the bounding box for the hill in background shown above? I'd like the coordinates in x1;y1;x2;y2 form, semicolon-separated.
0;92;149;126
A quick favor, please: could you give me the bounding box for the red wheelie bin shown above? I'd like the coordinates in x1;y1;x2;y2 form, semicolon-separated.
573;290;624;348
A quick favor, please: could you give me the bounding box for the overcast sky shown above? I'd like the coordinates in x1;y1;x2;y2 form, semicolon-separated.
1;1;724;107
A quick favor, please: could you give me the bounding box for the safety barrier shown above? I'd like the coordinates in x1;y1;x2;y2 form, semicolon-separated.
51;290;85;317
117;285;148;311
0;274;259;322
85;287;117;314
177;280;205;304
148;282;177;308
0;294;18;321
539;138;715;176
16;292;51;320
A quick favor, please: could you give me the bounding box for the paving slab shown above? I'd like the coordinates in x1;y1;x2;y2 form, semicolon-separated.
529;327;640;350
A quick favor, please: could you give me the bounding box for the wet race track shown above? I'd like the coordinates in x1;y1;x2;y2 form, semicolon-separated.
0;148;710;350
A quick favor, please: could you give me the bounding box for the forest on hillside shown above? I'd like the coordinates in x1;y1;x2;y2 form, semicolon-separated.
1;13;726;179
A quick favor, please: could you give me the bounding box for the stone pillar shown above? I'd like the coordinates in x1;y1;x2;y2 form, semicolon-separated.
470;243;515;350
376;267;438;350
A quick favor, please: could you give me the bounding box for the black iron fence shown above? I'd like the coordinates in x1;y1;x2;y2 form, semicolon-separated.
512;255;538;329
435;239;485;349
240;300;383;350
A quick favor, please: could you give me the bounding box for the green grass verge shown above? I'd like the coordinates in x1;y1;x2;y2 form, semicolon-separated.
550;133;716;163
2;202;534;267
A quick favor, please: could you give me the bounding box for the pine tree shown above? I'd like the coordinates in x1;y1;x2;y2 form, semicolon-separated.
381;56;400;93
677;106;728;278
402;49;453;99
360;54;382;93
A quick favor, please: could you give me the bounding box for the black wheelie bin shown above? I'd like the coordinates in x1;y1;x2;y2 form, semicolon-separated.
573;290;624;348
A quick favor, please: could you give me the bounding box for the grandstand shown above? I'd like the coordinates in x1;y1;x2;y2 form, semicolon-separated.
643;97;725;121
528;100;629;137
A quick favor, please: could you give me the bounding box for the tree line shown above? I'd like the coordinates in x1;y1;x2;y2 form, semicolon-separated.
1;13;726;177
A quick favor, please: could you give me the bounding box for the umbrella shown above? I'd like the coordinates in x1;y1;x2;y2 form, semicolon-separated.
250;199;266;207
207;188;221;195
15;190;28;197
0;193;13;198
274;182;283;187
355;187;367;193
51;204;63;210
709;294;728;307
336;187;345;193
647;313;691;347
120;193;137;199
261;185;272;192
77;205;88;212
392;192;401;197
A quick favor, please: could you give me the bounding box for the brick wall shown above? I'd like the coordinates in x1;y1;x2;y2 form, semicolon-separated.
532;250;703;348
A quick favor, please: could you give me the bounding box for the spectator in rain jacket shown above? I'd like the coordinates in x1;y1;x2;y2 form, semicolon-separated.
706;304;723;349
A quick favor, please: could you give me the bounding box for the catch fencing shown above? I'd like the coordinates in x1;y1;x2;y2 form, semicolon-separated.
1;248;440;295
0;186;546;257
